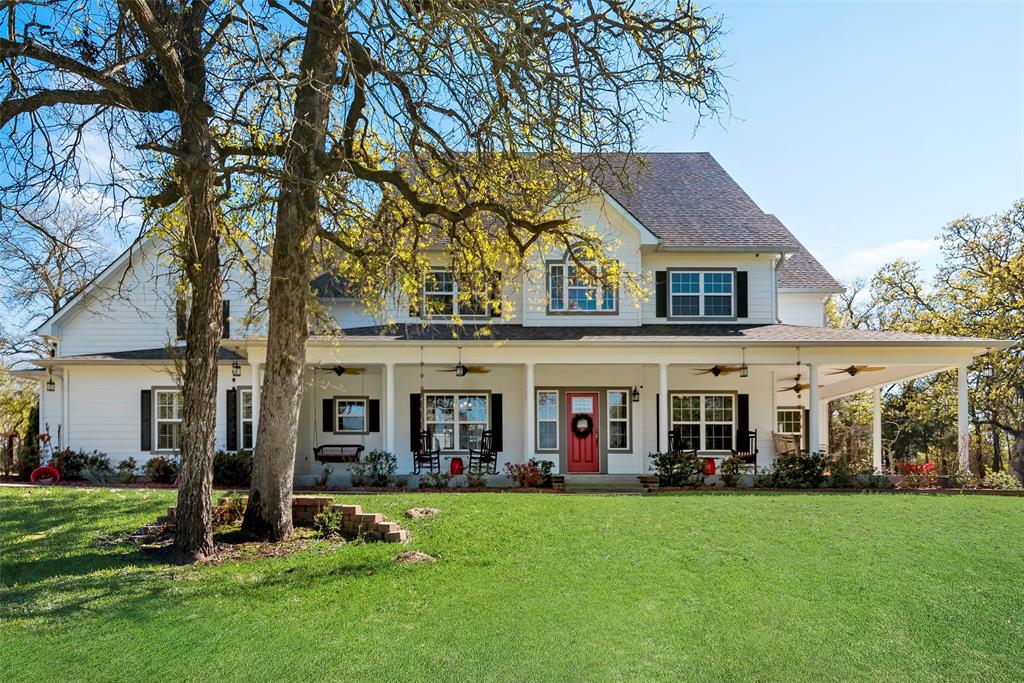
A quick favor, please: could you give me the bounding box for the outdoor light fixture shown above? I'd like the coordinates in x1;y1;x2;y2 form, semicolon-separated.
454;363;468;378
231;360;242;380
631;386;640;402
45;372;55;392
740;347;749;378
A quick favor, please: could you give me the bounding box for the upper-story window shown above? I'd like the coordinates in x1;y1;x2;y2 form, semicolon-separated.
548;258;616;313
418;268;491;319
669;270;734;318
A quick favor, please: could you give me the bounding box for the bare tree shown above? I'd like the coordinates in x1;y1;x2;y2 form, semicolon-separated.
1;0;259;561
227;0;726;539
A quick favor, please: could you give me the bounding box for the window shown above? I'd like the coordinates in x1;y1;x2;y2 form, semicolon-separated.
418;269;492;318
335;398;368;433
240;389;254;449
670;393;735;452
777;408;804;450
669;271;734;318
155;389;183;451
607;390;630;450
424;393;488;451
536;391;559;450
548;260;616;313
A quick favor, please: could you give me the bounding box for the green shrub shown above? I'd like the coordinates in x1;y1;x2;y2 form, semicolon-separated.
528;458;554;488
53;448;111;480
314;466;333;486
351;449;396;487
16;438;40;480
504;461;541;487
980;470;1023;490
312;505;344;537
420;471;452;489
466;471;487;489
719;455;744;487
213;450;252;486
766;452;828;488
649;451;702;487
212;496;248;528
145;455;179;483
115;458;138;484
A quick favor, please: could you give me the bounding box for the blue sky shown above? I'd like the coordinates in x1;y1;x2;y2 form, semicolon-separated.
642;0;1024;281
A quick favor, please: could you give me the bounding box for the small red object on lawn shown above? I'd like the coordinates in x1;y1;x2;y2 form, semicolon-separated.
449;457;464;476
30;465;61;484
704;458;716;476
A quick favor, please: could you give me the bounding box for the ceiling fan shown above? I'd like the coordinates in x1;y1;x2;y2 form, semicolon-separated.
828;365;886;377
694;365;743;377
439;349;490;377
778;381;823;397
331;366;365;376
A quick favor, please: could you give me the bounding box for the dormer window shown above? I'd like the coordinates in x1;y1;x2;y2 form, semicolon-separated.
417;268;492;319
669;270;734;319
548;258;617;313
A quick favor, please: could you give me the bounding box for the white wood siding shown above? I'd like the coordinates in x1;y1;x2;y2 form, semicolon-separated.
778;291;828;327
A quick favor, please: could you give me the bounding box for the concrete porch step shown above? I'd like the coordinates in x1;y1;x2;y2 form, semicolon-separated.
559;474;648;494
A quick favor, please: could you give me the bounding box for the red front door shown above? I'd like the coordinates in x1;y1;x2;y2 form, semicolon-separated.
566;392;600;473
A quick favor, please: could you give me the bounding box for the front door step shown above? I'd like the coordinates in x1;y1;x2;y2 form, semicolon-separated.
554;474;653;494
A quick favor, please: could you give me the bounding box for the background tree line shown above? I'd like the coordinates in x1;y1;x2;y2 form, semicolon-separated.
827;199;1024;481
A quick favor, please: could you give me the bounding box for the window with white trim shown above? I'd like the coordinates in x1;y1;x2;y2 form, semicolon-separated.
155;389;183;451
240;389;254;449
335;398;368;433
669;271;734;318
548;260;616;312
670;393;734;452
607;390;630;450
776;408;804;451
536;390;559;450
419;269;491;318
424;393;488;451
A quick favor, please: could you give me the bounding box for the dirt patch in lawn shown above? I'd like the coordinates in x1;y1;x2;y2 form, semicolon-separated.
394;550;436;564
405;507;441;519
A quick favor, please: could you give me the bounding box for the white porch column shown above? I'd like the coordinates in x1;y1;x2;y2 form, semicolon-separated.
872;386;883;472
658;362;669;452
384;362;396;453
524;362;535;462
958;364;970;472
250;363;261;444
807;364;820;453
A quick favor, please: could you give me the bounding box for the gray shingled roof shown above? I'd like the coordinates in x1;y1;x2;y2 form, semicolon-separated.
336;323;999;346
46;346;246;362
776;236;843;291
595;153;801;251
311;273;357;299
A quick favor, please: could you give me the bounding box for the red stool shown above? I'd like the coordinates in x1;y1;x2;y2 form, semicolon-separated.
704;458;716;476
449;457;464;476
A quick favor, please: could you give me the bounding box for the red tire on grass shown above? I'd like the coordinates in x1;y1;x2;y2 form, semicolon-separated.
30;465;61;484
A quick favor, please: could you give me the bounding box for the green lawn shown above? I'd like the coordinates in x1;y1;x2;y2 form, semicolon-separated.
2;488;1023;682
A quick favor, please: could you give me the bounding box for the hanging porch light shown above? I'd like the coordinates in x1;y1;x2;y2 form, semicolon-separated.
45;371;55;392
740;347;749;378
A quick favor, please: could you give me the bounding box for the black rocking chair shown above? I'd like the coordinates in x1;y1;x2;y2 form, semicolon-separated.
467;429;498;475
413;430;441;474
731;429;759;473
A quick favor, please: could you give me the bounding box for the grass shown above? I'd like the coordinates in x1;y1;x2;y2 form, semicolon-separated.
1;487;1023;682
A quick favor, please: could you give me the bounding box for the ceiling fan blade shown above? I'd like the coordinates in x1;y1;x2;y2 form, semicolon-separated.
826;369;850;376
467;367;491;374
861;366;886;372
437;368;457;372
694;369;714;375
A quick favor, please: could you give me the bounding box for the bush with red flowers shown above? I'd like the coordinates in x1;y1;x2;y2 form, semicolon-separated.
895;461;938;489
504;461;542;488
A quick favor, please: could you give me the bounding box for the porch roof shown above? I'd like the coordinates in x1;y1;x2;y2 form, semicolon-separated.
335;323;1006;348
32;345;246;366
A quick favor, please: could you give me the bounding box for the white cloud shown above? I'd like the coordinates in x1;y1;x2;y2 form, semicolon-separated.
819;238;942;282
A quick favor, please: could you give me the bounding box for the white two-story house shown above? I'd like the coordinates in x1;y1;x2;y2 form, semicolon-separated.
26;153;1001;483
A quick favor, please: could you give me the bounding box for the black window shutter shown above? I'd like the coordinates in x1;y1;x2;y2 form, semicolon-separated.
490;393;503;451
655;393;660;451
368;399;380;432
736;271;748;318
736;394;749;443
803;408;811;452
175;300;187;340
409;394;422;451
226;388;238;451
140;390;152;451
655;271;667;318
222;300;231;339
323;398;334;432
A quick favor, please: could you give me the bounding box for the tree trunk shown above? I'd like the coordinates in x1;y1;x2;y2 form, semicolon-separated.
1011;434;1024;484
242;0;342;540
992;418;1003;472
172;15;222;563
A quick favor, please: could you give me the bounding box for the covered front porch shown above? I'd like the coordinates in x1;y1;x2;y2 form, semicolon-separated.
230;325;998;485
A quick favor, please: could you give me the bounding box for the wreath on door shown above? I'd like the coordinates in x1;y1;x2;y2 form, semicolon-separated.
571;413;594;439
